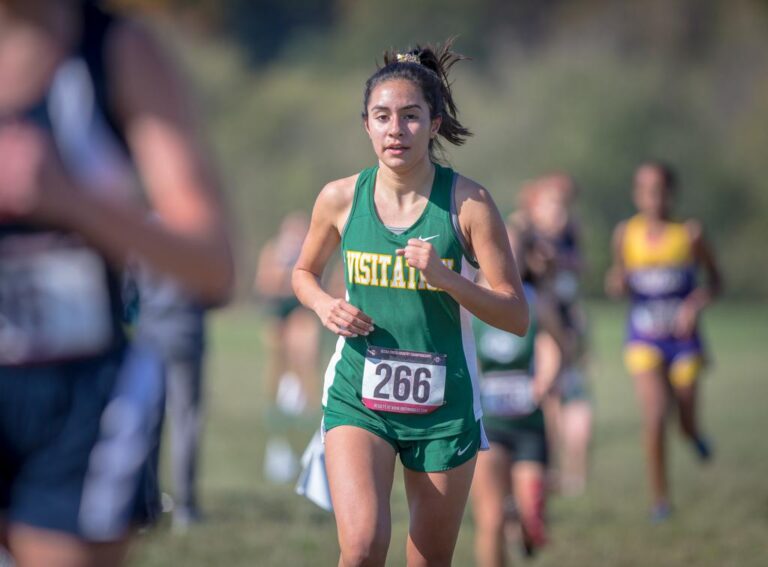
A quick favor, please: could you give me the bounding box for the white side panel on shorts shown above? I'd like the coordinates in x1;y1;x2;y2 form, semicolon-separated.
459;257;483;421
79;343;164;541
322;336;345;407
479;419;490;451
322;291;352;407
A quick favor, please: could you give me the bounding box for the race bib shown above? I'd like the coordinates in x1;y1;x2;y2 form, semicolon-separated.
481;371;536;418
0;236;113;365
629;268;687;296
362;346;446;414
553;271;579;303
630;299;681;339
478;328;527;365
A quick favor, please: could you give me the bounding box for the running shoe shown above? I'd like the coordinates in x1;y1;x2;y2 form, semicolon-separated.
650;502;672;524
692;436;713;462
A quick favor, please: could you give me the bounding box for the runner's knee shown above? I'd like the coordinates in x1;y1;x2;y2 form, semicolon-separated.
339;532;389;567
473;502;505;534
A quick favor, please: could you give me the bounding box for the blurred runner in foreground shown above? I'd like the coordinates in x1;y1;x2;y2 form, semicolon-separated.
605;161;722;522
0;1;233;565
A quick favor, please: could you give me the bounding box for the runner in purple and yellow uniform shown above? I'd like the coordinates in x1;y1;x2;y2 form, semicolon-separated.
605;161;722;522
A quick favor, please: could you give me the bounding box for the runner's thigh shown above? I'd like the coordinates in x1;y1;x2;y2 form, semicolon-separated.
325;426;397;558
404;455;477;565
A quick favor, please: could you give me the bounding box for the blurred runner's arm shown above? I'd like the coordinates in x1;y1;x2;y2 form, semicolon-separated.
532;294;570;401
674;220;723;338
605;221;627;298
533;332;561;403
686;220;723;308
63;21;233;304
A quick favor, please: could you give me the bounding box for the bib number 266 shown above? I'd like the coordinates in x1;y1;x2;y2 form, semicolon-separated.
362;346;446;414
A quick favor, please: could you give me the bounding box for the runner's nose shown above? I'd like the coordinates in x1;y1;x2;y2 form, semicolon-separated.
387;117;405;138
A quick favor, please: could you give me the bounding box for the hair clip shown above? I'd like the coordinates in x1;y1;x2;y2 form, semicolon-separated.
396;52;421;65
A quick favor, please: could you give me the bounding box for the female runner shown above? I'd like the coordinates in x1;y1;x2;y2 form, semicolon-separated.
254;211;320;412
525;174;592;496
292;41;528;566
605;161;722;521
471;221;569;565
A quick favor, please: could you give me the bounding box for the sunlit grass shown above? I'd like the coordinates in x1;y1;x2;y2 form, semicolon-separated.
130;302;768;566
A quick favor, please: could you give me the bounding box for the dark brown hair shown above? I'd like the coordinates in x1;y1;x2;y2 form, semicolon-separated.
362;38;472;162
638;160;678;192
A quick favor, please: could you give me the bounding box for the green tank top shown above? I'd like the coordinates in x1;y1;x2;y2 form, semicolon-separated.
474;284;537;374
473;284;544;430
322;163;481;439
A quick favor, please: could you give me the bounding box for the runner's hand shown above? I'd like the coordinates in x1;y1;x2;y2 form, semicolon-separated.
316;297;374;337
673;300;699;339
604;266;626;298
396;239;453;290
532;380;548;405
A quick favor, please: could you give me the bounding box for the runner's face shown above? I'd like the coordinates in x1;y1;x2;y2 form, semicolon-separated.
633;166;670;218
364;79;441;170
530;187;568;236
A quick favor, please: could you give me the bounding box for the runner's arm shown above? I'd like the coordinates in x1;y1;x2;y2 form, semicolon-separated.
686;220;723;310
532;293;570;400
292;178;374;337
442;177;528;335
61;22;233;304
605;222;627;298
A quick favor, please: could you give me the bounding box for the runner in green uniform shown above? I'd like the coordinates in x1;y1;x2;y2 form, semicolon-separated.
293;40;528;567
470;277;567;566
522;174;593;497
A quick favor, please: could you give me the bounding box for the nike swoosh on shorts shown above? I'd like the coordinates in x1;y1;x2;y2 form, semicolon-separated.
457;441;474;456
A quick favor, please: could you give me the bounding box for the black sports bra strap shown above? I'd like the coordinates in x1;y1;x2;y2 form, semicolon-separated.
78;1;128;150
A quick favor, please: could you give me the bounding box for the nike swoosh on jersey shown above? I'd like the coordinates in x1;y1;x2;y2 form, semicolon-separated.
418;234;440;242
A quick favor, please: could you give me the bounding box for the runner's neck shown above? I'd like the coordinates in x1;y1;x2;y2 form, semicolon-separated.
376;158;435;203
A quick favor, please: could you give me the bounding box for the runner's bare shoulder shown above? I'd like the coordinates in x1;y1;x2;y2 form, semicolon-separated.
315;174;360;233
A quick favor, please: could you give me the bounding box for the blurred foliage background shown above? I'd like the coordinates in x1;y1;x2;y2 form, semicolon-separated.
114;0;768;297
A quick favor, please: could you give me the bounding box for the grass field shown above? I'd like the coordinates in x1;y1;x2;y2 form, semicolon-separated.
129;302;768;566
